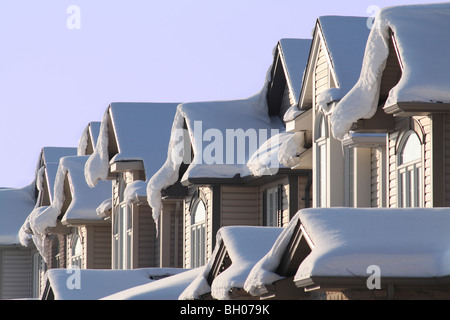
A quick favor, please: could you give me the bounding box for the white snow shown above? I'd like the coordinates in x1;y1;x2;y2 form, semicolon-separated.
123;180;147;204
330;3;450;140
179;226;283;300
278;38;312;105
294;207;450;281
146;68;287;225
45;267;188;300
101;268;200;300
243;214;301;295
24;156;111;260
96;198;112;218
0;183;36;245
77;121;101;156
85;102;178;188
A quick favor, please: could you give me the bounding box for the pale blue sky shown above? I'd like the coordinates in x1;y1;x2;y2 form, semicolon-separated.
0;0;440;188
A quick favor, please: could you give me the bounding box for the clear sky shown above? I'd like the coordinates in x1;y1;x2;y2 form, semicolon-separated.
0;0;441;188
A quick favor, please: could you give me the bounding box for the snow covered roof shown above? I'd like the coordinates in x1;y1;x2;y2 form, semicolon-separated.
20;156;111;259
330;3;450;140
101;268;200;300
37;147;78;203
44;268;187;300
299;16;370;113
85;102;179;187
0;184;36;245
294;207;450;284
77;121;101;156
278;38;312;106
179;226;283;300
145;84;290;224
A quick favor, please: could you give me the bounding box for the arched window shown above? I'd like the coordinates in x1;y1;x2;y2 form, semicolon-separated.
190;199;206;268
71;232;83;269
315;113;327;207
397;131;422;207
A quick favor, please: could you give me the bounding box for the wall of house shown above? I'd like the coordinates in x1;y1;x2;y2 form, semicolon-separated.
221;185;259;227
371;147;386;208
160;200;183;268
83;225;111;269
135;203;159;268
0;246;33;299
258;177;290;226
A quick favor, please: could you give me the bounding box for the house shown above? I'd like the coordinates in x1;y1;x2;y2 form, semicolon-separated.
18;146;77;298
0;184;36;299
287;16;389;209
146;39;312;270
330;2;450;209
179;226;282;300
84;102;181;269
24;155;112;271
292;207;450;300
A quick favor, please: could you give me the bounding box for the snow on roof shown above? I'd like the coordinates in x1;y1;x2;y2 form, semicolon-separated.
179;226;283;300
331;3;450;140
101;268;200;300
38;147;78;202
294;207;450;282
45;267;187;300
0;184;36;245
77;121;101;156
85;102;178;187
24;156;111;260
146;72;289;225
278;38;312;105
244;213;301;295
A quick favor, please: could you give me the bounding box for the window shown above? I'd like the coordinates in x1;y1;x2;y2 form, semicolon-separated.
191;199;206;268
397;131;422;207
264;186;282;227
71;233;83;268
315;113;327;207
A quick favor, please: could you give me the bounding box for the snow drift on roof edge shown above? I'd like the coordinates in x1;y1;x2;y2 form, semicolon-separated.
330;3;450;140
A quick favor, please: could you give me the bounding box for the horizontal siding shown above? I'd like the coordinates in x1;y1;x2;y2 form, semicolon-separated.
221;186;258;227
1;249;33;299
93;225;111;269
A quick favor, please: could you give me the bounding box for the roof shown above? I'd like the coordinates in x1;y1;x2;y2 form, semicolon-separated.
85;102;179;187
330;3;450;140
278;38;312;106
294;207;450;283
101;268;200;300
299;16;370;112
37;147;78;203
77;121;101;156
44;268;187;300
179;226;283;300
0;184;36;245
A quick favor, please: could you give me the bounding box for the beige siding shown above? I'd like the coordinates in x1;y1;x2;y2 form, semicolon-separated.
1;248;33;299
445;114;450;206
160;200;183;268
419;116;432;207
91;225;111;269
221;186;258;227
135;204;158;268
315;44;329;100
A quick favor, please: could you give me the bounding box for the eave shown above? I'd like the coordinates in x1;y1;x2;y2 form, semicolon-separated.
383;102;450;117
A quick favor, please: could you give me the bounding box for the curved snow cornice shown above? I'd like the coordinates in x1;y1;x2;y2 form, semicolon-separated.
331;2;450;140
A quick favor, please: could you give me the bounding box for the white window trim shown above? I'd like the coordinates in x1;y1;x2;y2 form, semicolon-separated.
315;113;327;208
397;131;423;208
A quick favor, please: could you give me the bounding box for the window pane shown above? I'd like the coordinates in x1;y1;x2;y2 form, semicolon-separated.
400;133;421;164
192;201;206;224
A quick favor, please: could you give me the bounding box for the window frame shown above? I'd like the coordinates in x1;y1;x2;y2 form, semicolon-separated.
190;198;207;269
396;130;423;208
315;112;327;207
